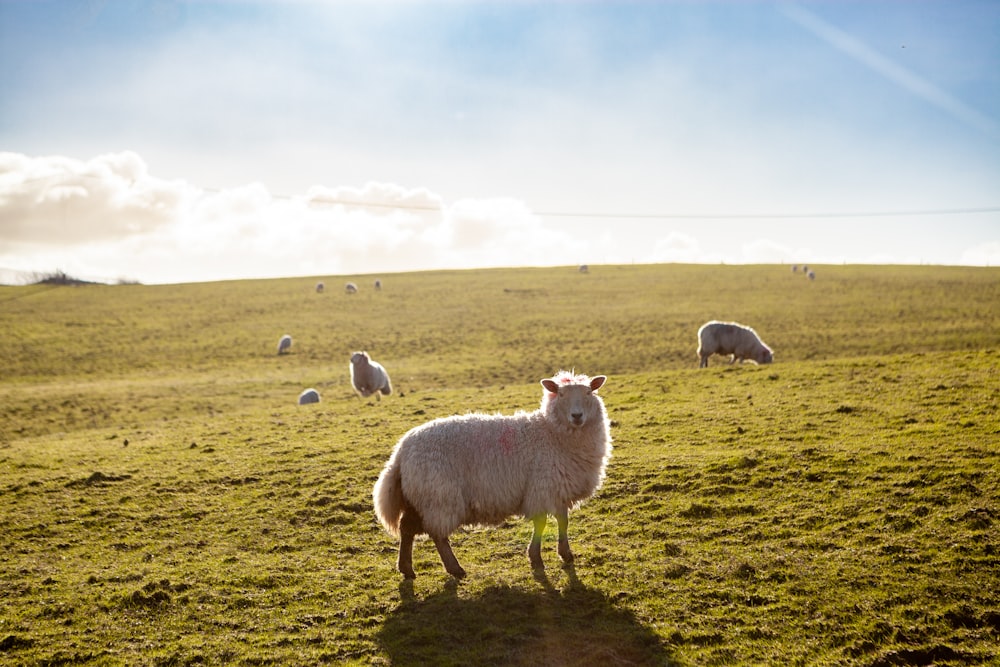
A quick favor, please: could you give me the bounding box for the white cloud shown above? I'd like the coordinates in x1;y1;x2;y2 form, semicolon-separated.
0;151;590;283
960;241;1000;267
0;151;188;246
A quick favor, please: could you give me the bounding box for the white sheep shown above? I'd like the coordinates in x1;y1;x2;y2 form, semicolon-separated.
807;270;816;280
373;371;612;579
316;282;325;293
697;320;773;368
350;351;392;400
345;282;358;294
374;279;382;291
578;264;589;274
277;334;292;355
298;388;320;405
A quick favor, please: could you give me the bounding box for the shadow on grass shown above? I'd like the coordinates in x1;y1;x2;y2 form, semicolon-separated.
377;566;674;666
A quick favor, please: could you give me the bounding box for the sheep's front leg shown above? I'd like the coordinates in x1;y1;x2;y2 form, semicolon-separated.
527;514;547;570
431;534;467;580
556;508;574;564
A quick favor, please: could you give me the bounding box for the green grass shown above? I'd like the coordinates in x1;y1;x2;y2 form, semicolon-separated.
1;264;998;665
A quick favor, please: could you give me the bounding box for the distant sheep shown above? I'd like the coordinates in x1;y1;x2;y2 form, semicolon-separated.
791;265;799;273
298;388;320;405
316;282;325;293
373;371;612;579
374;279;382;291
578;264;589;273
697;321;773;368
808;270;816;280
277;334;292;355
350;351;392;400
345;282;358;294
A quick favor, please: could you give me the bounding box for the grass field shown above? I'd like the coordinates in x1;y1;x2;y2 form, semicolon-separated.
1;263;998;666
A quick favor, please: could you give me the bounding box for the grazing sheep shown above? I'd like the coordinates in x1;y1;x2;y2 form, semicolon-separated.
808;270;816;280
802;265;809;274
578;264;589;273
374;279;382;291
298;388;320;405
277;334;292;355
697;321;773;368
350;351;392;399
316;282;325;293
345;282;358;294
791;265;799;273
373;371;612;579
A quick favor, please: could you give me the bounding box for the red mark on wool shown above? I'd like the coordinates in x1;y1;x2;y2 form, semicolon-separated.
498;425;516;456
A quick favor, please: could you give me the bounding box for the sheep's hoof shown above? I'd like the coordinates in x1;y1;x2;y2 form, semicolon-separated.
447;566;467;580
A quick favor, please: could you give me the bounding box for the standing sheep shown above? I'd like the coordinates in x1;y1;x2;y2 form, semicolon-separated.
345;282;358;294
697;321;773;368
316;282;325;293
277;334;292;355
374;279;382;291
350;351;392;399
373;371;612;579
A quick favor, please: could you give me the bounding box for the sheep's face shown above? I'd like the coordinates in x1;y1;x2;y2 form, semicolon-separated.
350;352;367;365
541;373;607;429
758;347;773;364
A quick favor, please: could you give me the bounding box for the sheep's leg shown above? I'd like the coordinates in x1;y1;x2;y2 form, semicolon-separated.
431;534;467;579
527;514;547;570
555;508;574;564
397;506;423;579
699;355;708;368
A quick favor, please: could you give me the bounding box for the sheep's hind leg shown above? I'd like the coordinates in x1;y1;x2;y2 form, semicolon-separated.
397;505;423;579
431;534;467;579
527;514;547;570
555;508;574;565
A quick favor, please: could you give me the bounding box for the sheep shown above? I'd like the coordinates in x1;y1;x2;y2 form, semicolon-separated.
345;282;358;294
374;279;382;291
298;388;320;405
578;264;589;274
350;351;392;400
791;265;799;273
277;334;292;355
373;370;612;579
697;320;773;368
807;270;816;280
316;282;325;293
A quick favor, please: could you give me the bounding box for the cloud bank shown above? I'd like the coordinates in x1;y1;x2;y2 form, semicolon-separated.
0;152;593;283
2;151;997;284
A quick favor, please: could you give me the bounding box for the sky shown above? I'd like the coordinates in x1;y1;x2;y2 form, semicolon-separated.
1;0;999;285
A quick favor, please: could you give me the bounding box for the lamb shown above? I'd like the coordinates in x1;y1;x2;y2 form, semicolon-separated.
350;351;392;399
277;334;292;355
373;371;612;579
298;388;320;405
345;282;358;294
697;320;773;368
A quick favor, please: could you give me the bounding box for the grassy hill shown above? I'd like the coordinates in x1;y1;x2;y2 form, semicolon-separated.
1;264;998;665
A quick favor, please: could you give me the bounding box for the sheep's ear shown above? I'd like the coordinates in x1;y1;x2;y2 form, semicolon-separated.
541;379;559;394
589;375;607;392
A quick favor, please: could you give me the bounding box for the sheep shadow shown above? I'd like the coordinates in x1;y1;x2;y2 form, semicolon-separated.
376;567;674;666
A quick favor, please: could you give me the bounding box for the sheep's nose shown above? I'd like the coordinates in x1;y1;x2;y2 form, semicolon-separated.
571;412;584;424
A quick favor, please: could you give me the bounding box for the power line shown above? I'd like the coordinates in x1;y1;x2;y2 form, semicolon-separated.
9;168;1000;220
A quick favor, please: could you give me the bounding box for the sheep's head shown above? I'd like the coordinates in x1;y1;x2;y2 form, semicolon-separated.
350;351;368;365
541;371;607;428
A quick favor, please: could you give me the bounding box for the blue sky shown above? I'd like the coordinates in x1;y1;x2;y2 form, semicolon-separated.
1;0;998;283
